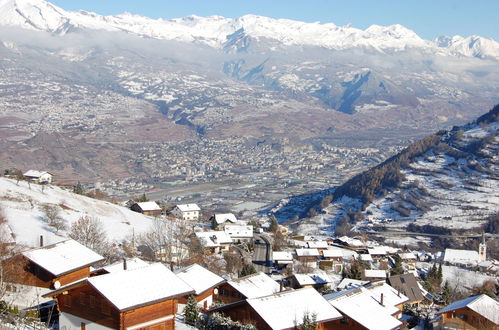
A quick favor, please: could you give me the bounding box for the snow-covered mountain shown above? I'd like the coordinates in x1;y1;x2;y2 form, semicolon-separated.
1;0;498;59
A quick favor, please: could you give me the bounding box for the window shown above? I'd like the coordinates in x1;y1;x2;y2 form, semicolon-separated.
341;317;349;324
89;295;96;307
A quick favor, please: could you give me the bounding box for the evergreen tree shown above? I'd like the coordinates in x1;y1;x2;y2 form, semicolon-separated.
211;216;218;230
391;256;404;275
184;296;199;326
73;181;85;195
239;263;257;277
442;281;451;304
137;193;148;202
300;312;318;330
437;262;443;286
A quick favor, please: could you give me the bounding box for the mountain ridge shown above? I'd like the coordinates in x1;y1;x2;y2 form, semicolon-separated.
1;0;498;59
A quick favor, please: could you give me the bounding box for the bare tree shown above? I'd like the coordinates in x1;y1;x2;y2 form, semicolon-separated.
69;216;112;260
42;204;66;233
137;217;193;266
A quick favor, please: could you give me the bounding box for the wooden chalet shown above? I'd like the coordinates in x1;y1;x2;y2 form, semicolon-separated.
388;273;425;306
324;287;403;330
435;294;499;330
295;248;320;269
5;239;104;289
210;287;342;330
44;263;194;330
215;272;280;304
174;264;225;311
130;201;162;216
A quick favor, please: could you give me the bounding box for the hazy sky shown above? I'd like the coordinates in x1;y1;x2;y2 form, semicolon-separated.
49;0;499;41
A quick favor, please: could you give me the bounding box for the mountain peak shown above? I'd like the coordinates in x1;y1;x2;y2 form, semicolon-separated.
0;0;497;60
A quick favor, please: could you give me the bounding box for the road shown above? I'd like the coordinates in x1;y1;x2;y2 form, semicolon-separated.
366;231;499;239
252;234;273;273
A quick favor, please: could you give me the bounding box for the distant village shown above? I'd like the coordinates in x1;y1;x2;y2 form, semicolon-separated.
0;170;497;330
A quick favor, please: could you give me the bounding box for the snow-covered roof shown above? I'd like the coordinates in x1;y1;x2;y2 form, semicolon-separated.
228;272;280;299
366;282;409;313
272;251;293;261
176;204;201;212
22;239;104;276
295;248;320;257
214;213;237;224
360;254;373;262
101;257;149;273
293;273;332;286
136;201;161;211
337;236;365;247
195;231;232;247
443;248;479;265
363;269;387;279
223;224;253;238
437;294;499;325
336;278;369;290
398;252;417;260
175;264;225;295
326;287;402;330
306;241;328;249
23;170;51;178
247;287;341;329
322;249;343;258
368;246;389;255
88;263;194;311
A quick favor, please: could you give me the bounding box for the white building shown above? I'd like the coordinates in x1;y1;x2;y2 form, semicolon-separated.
223;224;253;243
195;231;232;254
172;204;201;221
23;170;53;184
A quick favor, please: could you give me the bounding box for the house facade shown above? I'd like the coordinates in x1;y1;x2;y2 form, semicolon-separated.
172;204;201;221
23;170;53;184
5;239;104;290
44;263;194;330
130;201;162;216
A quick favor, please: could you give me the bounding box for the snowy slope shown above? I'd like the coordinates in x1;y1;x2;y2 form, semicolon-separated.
0;177;154;247
0;0;498;59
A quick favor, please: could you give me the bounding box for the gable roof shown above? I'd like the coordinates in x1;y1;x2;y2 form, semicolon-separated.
227;272;280;299
88;263;194;311
325;287;402;330
295;248;320;257
23;170;51;178
101;257;149;273
293;273;332;287
273;251;293;261
175;264;225;295
247;287;341;329
22;239;104;277
306;241;328;249
196;231;233;247
437;294;499;325
224;224;253;238
363;269;387;279
336;278;369;290
388;273;425;303
322;249;343;258
366;282;409;314
214;213;237;224
176;204;201;212
136;201;161;212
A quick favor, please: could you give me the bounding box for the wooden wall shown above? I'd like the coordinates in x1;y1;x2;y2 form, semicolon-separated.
55;284;120;329
57;267;90;286
214;283;245;304
123;299;176;329
440;307;497;330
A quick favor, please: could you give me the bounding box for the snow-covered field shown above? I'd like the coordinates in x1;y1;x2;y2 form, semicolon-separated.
0;178;154;247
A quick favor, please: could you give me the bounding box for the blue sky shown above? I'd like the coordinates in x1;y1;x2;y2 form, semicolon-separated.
50;0;499;41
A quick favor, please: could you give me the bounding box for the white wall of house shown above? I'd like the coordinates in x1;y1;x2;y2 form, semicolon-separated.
39;173;52;184
59;312;113;330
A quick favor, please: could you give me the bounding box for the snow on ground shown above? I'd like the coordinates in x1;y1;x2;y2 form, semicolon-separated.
418;262;497;294
0;178;154;247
